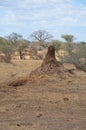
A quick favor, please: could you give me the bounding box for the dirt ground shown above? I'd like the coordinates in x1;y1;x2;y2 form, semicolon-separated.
0;60;86;130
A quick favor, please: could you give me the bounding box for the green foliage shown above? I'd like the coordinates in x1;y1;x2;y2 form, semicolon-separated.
6;33;30;60
0;31;86;70
61;34;75;43
0;37;13;63
50;40;62;51
17;39;30;50
6;32;23;47
1;45;13;63
0;37;8;45
62;43;86;72
17;39;30;59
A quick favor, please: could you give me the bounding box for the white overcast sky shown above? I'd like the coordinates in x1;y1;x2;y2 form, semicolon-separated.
0;0;86;41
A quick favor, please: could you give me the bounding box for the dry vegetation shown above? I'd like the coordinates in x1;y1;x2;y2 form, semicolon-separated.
0;59;86;130
0;60;42;84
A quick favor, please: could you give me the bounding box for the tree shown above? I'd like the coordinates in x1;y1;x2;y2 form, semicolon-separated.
61;34;75;54
30;30;53;43
61;34;75;43
50;40;62;51
0;37;13;63
0;37;7;45
6;32;23;46
6;33;30;59
80;41;86;44
16;39;30;59
61;42;86;72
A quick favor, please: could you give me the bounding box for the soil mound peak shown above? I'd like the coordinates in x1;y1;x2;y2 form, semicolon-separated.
8;46;75;86
30;46;73;79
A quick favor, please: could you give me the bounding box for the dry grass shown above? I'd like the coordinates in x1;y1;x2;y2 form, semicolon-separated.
0;60;42;84
0;60;86;130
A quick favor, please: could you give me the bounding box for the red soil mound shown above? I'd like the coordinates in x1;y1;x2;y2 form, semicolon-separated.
30;46;74;78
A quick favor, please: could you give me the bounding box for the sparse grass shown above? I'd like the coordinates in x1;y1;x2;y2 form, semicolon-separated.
0;59;86;130
0;60;42;84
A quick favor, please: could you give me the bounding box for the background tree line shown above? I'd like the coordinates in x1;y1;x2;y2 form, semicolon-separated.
0;30;86;71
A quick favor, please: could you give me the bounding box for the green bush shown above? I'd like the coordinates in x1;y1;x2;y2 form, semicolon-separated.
61;43;86;72
50;40;62;51
0;37;13;63
0;44;13;63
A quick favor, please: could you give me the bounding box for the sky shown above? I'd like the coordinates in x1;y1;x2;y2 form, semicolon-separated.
0;0;86;42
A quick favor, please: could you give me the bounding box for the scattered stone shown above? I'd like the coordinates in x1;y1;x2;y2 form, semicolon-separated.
17;124;21;127
37;113;43;118
63;97;69;101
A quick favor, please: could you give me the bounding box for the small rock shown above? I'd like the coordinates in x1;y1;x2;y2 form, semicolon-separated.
37;113;43;118
17;124;21;127
63;97;69;101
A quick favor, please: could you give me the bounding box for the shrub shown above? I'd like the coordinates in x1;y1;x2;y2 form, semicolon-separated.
0;45;13;63
61;43;86;72
50;40;62;51
0;43;13;63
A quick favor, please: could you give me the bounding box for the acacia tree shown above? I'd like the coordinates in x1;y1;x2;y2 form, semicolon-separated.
30;30;53;43
6;33;30;59
6;32;23;47
61;34;75;43
17;39;30;59
61;34;75;54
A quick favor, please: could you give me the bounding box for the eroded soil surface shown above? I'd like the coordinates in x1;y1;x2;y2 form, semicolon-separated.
0;71;86;130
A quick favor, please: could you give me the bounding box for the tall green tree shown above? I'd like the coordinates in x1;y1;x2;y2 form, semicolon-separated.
61;34;75;43
61;34;75;54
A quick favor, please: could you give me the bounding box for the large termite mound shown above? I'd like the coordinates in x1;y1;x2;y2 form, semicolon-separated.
29;46;74;80
8;46;74;86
